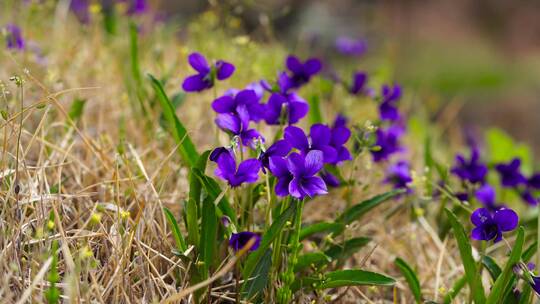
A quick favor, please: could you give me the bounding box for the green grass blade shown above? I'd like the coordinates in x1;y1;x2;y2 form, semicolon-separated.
318;269;395;289
482;255;502;281
445;208;486;304
148;74;199;167
395;257;422;303
486;227;525;304
241;249;272;300
242;202;298;282
163;207;187;252
518;282;531;304
200;196;218;274
191;168;236;224
443;275;467;304
308;94;323;124
68;98;86;121
299;221;344;241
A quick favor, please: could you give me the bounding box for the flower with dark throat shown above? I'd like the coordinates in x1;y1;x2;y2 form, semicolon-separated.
258;140;291;172
214;105;263;149
229;231;261;252
284;55;322;89
182;52;235;92
212;149;260;187
495;158;526;188
4;24;25;50
269;150;327;199
451;148;487;184
470;207;518;242
263;92;309;125
384;161;412;190
284;125;337;164
379;84;402;122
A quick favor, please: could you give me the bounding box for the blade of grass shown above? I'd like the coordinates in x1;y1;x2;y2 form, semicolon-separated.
395;257;422;303
318;269;396;289
445;208;486;304
163;207;187;252
148;74;199;167
486;227;524;304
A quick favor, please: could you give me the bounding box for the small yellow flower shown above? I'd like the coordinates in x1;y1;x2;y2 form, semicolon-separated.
120;210;130;220
90;212;102;225
47;220;55;230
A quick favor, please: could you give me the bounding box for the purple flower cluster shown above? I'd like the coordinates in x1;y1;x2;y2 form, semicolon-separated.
495;158;540;206
335;36;367;57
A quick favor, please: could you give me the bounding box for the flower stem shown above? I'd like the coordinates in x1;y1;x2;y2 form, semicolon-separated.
537;206;540;271
278;198;305;304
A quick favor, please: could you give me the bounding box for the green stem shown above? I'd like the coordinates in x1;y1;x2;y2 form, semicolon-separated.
537;206;540;272
278;198;305;304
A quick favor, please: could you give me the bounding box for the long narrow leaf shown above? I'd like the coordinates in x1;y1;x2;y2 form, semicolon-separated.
318;269;395;289
482;256;502;281
324;237;370;261
445;208;486;304
148;74;199;167
443;275;467;304
200;196;218;274
395;257;422;303
163;207;187;252
486;227;525;304
299;221;344;241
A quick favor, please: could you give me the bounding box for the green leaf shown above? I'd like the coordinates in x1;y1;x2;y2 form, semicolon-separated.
200;196;218;273
336;189;405;234
443;275;467;304
299;221;344;241
192;168;236;224
243;202;297;283
163;207;187;252
318;269;395;289
486;227;525;304
295;252;332;272
68;98;86;121
148;74;199;167
324;237;371;261
482;255;502;281
308;94;323;124
241;249;272;300
395;257;422;303
518;282;531;304
445;208;486;304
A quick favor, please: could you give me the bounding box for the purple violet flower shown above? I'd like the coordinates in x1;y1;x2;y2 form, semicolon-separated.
470;207;518;242
371;125;404;162
182;52;235;92
531;276;540;297
269;150;327;199
521;190;538;206
528;173;540;189
5;24;25;50
285;55;322;89
229;231;261;252
451;148;488;184
495;158;527;188
349;71;369;95
212;149;260;187
258;140;291;172
384;161;412;190
284;125;337;164
212;89;265;122
263;92;309;125
335;36;367;56
333;114;348;129
379;84;402;122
